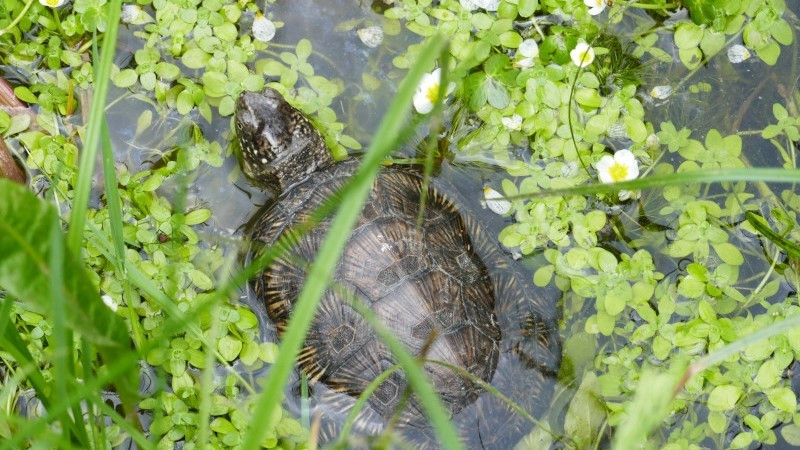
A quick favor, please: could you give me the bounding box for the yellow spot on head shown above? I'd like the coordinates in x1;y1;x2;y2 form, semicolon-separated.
608;162;628;182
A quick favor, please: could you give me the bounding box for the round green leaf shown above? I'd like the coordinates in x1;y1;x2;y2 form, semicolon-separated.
112;69;138;88
707;385;742;411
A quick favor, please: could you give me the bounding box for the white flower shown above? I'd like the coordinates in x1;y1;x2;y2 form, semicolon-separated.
597;150;640;201
514;39;539;68
584;0;606;15
649;85;673;100
596;149;639;184
413;68;454;115
39;0;65;7
461;0;500;11
727;44;751;64
121;4;142;24
252;12;276;43
570;42;595;67
101;295;118;312
357;26;384;48
475;0;501;11
482;187;512;215
501;114;523;130
459;0;478;10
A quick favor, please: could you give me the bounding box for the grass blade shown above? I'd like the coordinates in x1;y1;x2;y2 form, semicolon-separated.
745;211;800;259
501;168;800;199
66;1;122;253
99;119;127;273
48;213;89;446
0;179;138;425
240;34;458;450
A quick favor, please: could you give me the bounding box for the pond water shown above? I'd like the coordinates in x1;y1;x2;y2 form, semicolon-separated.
3;0;800;448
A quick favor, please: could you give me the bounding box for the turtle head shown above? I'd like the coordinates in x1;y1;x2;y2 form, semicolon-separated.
235;88;332;196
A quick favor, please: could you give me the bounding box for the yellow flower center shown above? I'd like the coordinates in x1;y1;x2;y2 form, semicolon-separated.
44;0;60;6
608;162;628;182
425;82;440;104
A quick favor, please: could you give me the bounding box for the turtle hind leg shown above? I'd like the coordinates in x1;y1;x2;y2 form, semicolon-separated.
491;268;561;375
461;214;562;374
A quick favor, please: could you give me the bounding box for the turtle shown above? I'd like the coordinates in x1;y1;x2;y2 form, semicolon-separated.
235;88;560;449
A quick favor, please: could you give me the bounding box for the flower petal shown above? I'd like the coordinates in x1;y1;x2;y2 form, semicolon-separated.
483;188;511;215
570;43;595;67
613;149;636;167
519;39;539;58
357;26;384;48
413;91;434;114
596;155;615;184
253;14;277;42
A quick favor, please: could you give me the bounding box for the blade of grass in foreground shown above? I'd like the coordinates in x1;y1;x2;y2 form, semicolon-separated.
500;168;800;199
48;214;89;446
240;34;463;450
67;1;122;253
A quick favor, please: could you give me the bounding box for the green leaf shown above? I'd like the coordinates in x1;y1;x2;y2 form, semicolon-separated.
112;69;138;88
623;116;647;143
185;209;211;225
218;96;236;116
767;388;796;413
563;372;606;449
201;72;228;97
707;384;742;411
14;86;38;103
771;20;793;46
217;335;242;362
156;62;180;80
679;47;703;69
730;432;753;449
574;88;602;109
486;78;510;109
189;269;213;290
498;31;522;48
712;242;743;265
182;48;211;69
699;30;725;56
534;265;554;287
708;411;727;434
756;41;780;66
674;23;704;49
296;39;312;60
781;424;800;446
518;0;538;17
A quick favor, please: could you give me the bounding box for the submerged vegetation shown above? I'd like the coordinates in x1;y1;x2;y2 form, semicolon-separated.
0;0;798;448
